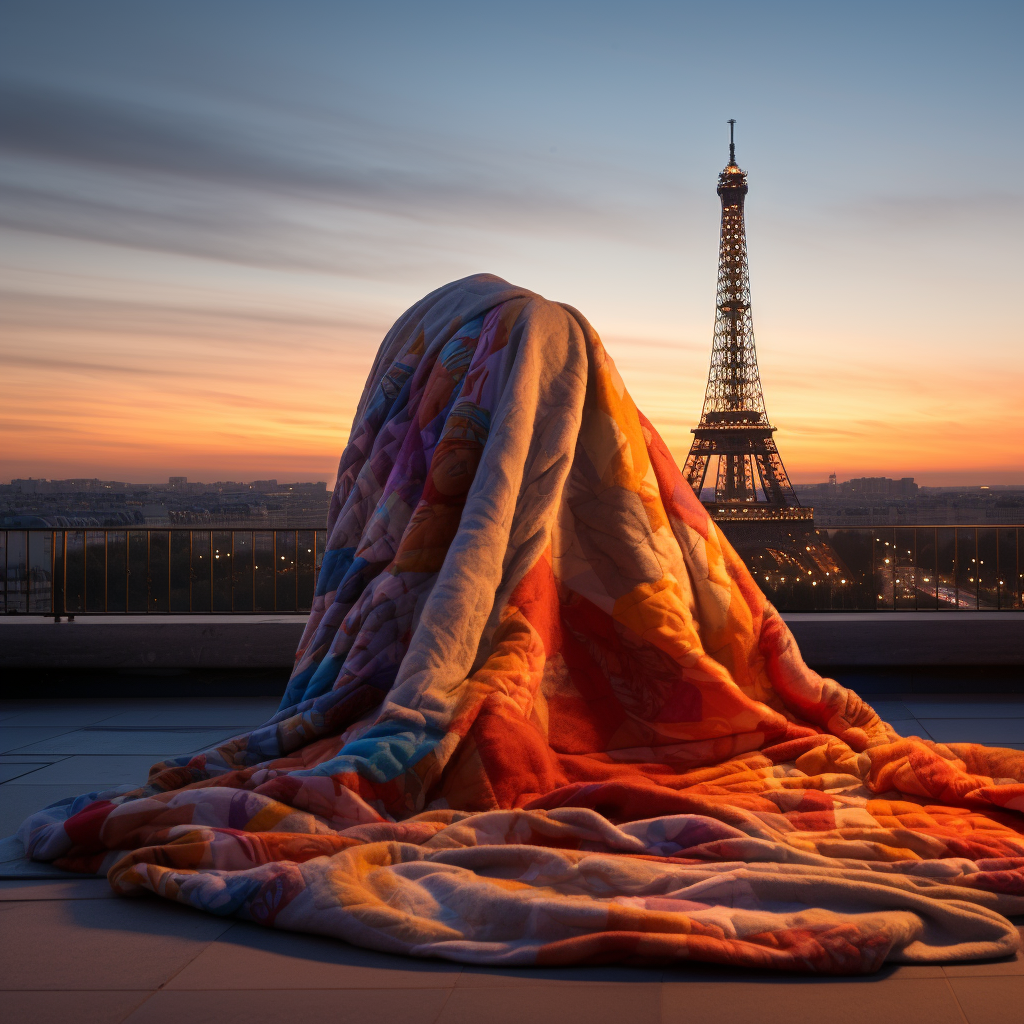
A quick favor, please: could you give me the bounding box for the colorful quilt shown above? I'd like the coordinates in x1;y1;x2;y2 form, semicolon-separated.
20;275;1024;973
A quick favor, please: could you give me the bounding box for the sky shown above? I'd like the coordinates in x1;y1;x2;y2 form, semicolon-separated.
1;0;1021;487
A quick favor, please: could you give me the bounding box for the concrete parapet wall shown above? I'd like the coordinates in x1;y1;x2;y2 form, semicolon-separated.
782;612;1023;667
0;612;1021;670
0;615;307;670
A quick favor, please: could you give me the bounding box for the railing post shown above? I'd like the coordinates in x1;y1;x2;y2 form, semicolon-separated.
871;532;876;611
953;529;959;610
975;527;980;608
50;529;57;621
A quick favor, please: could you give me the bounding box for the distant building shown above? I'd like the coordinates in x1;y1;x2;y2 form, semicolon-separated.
142;503;170;524
9;478;52;494
2;476;332;529
8;478;131;494
844;477;918;496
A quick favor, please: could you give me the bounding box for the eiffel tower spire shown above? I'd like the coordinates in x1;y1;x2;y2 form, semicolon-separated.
682;122;806;518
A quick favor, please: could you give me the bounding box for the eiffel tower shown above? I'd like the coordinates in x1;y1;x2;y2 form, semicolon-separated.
682;121;811;523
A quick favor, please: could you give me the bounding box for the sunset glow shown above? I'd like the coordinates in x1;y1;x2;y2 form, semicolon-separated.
2;2;1021;487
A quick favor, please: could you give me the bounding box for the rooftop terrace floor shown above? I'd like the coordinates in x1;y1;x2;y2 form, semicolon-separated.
1;693;1023;1024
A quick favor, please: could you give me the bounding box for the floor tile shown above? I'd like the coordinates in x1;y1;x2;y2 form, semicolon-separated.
0;703;127;728
2;990;151;1024
439;983;661;1024
867;702;913;719
458;964;662;986
122;988;451;1024
0;763;52;783
8;755;167;785
98;699;279;729
0;727;79;754
166;920;464;989
917;719;1024;744
0;755;67;762
948;975;1024;1024
886;720;926;737
0;879;116;900
9;729;238;757
661;978;965;1024
0;897;233;990
903;702;1024;719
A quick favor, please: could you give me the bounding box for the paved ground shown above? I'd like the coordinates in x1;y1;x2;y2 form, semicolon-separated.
1;694;1023;1024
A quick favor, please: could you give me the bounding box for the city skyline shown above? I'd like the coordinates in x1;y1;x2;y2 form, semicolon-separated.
2;1;1022;487
6;472;1023;491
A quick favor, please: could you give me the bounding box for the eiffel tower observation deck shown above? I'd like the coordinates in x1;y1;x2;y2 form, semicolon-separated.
683;121;812;523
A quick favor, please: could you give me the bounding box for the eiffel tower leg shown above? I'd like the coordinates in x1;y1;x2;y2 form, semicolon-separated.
754;453;785;505
714;456;727;502
682;452;711;498
755;441;799;506
742;455;755;502
717;456;739;502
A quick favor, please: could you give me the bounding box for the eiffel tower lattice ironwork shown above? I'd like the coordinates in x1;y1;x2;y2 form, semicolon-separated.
682;121;807;519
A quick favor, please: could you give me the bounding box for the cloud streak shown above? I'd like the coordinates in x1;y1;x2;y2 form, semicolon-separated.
0;76;673;273
0;289;384;345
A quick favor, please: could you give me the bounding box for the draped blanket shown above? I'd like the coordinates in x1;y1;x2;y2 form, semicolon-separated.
20;275;1024;973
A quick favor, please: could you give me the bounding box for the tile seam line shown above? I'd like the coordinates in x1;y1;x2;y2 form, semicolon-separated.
942;975;972;1024
0;766;57;783
0;754;72;760
430;986;457;1024
152;984;470;991
115;989;160;1024
146;917;236;997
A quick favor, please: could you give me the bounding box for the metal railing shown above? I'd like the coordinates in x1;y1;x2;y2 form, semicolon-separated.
1;526;1022;616
1;529;328;617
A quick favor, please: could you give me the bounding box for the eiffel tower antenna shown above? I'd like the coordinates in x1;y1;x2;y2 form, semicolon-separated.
681;122;809;520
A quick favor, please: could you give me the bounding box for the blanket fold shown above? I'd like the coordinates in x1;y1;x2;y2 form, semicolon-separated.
19;275;1024;973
